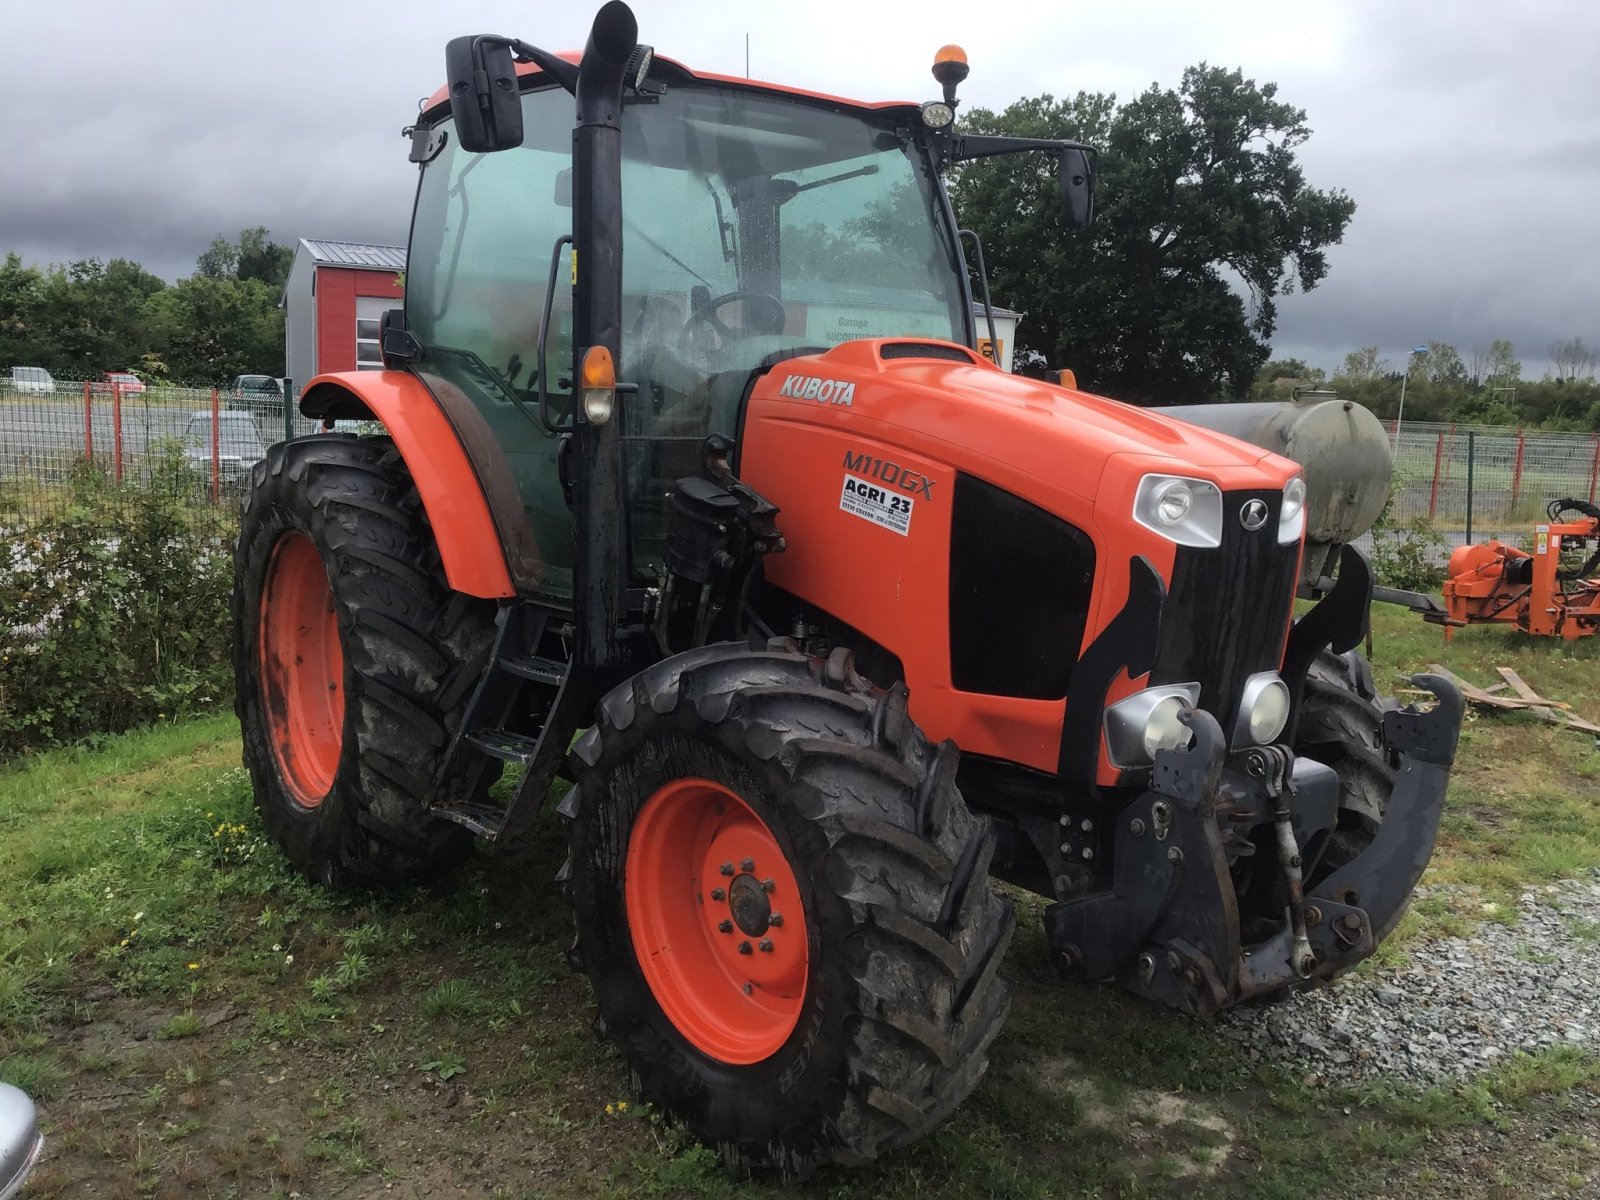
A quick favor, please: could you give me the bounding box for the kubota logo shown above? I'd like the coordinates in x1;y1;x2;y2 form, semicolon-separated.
778;374;855;406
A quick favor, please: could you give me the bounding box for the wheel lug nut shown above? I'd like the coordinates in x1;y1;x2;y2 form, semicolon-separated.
758;939;774;953
710;888;726;901
719;862;735;876
740;858;756;872
738;940;753;955
769;913;783;927
718;920;733;934
761;878;775;893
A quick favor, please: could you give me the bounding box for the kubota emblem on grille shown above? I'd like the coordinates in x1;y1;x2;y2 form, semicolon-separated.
1240;499;1269;531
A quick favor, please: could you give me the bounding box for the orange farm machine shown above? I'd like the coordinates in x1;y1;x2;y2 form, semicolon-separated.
232;3;1463;1174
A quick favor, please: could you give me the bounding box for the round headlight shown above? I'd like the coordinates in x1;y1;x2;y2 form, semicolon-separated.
1154;480;1193;526
1142;695;1194;759
1247;679;1291;744
920;101;955;129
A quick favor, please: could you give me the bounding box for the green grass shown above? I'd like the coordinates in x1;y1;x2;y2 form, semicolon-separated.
3;631;1600;1196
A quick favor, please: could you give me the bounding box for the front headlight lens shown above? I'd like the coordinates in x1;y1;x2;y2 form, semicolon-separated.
1278;476;1306;545
1142;695;1194;759
1236;673;1291;745
1133;475;1223;548
1103;682;1201;767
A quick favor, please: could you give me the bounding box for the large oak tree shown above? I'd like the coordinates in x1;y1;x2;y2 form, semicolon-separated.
951;66;1355;404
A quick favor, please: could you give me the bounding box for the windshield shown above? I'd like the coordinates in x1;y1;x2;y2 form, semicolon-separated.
406;81;964;597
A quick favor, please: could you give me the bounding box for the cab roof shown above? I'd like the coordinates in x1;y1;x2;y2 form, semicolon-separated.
421;51;917;124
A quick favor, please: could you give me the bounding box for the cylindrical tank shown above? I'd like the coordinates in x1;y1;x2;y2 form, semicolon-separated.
1153;390;1393;585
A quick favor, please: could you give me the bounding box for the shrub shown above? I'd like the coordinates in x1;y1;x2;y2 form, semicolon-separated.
1367;478;1448;593
0;450;235;757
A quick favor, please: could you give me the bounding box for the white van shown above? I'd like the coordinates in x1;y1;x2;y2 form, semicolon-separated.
8;366;55;395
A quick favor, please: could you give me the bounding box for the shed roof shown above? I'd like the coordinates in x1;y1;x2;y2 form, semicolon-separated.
299;239;407;271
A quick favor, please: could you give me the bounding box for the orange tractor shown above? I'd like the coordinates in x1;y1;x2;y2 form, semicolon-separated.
1443;499;1600;639
233;3;1463;1173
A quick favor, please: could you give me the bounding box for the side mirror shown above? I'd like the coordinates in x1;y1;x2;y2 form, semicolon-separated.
1059;147;1095;229
444;35;524;153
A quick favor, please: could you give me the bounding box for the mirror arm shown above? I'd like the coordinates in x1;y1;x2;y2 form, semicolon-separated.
951;134;1097;164
500;38;580;95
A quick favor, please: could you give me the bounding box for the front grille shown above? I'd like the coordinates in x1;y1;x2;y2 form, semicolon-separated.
1149;489;1300;732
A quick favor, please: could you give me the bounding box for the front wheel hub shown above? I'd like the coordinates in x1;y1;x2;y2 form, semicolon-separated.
625;778;809;1064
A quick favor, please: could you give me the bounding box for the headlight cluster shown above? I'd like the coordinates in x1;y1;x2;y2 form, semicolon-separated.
1103;673;1292;769
1132;475;1223;548
1133;474;1307;548
1279;476;1306;545
1103;683;1199;768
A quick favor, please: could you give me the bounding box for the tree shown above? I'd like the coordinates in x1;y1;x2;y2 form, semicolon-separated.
1416;341;1466;386
952;66;1355;404
237;226;294;289
195;235;239;280
1550;337;1597;384
1338;347;1388;384
144;276;284;381
1249;357;1325;399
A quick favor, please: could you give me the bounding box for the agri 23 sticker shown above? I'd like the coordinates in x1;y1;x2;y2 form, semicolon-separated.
840;473;913;536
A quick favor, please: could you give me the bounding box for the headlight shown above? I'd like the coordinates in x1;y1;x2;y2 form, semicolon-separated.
1133;475;1223;548
1235;672;1291;745
1103;683;1200;767
1278;476;1306;545
920;101;955;129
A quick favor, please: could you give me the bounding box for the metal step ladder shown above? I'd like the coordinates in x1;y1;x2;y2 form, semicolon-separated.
430;604;581;840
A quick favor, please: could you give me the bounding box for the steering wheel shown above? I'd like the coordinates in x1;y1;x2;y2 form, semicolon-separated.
677;291;787;356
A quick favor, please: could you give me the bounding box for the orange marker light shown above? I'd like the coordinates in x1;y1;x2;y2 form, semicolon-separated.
934;44;968;67
580;345;616;425
931;44;970;96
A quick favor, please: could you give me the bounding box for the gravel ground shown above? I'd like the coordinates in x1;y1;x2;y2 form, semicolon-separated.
1219;871;1600;1088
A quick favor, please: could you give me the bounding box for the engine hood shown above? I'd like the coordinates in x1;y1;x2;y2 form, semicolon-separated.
752;339;1292;503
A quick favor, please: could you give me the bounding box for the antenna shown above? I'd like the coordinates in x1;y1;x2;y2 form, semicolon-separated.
745;33;750;78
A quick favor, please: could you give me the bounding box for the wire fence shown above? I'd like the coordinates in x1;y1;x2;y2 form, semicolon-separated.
1380;420;1600;550
0;378;318;524
6;382;1600;554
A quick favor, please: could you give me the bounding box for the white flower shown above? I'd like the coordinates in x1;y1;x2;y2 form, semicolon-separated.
285;955;294;965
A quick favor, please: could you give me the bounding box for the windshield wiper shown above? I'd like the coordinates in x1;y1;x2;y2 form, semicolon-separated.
772;163;880;205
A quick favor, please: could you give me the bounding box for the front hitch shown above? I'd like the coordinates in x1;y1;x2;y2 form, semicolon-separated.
1045;674;1462;1014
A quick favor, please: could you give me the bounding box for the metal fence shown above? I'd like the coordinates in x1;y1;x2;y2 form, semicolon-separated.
0;379;318;523
1381;420;1600;550
6;382;1600;550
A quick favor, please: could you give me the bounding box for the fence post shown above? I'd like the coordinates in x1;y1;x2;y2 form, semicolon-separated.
283;377;295;445
1466;430;1476;544
1428;432;1444;520
111;382;124;482
1508;429;1526;519
210;388;222;505
1589;436;1599;505
83;380;94;461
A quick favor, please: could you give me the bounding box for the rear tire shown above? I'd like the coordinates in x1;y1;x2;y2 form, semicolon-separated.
567;644;1013;1176
233;435;495;887
1296;647;1396;878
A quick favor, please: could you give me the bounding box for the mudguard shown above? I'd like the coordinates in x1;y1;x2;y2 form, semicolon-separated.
299;370;517;599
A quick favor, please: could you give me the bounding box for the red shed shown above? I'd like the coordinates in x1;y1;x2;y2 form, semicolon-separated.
282;239;406;392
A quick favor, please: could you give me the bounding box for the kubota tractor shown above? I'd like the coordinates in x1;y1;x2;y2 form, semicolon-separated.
234;3;1463;1173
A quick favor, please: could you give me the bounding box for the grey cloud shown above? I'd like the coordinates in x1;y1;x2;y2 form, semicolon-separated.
3;0;1597;377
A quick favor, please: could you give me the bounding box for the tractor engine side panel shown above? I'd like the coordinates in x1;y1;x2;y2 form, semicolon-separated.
739;413;1073;774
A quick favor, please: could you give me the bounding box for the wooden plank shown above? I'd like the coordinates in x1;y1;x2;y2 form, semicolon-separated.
1425;664;1573;712
1496;667;1559;722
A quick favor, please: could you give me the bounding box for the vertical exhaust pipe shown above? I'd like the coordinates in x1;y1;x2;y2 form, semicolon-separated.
571;1;638;674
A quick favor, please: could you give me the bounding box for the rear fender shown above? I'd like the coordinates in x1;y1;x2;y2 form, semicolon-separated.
299;370;521;599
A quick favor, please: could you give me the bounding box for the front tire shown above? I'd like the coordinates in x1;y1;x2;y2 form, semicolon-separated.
1297;647;1397;882
567;644;1013;1176
233;436;495;887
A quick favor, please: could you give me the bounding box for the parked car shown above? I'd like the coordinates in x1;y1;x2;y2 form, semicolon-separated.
91;370;146;396
0;1082;43;1199
229;374;282;402
6;365;55;395
183;410;270;487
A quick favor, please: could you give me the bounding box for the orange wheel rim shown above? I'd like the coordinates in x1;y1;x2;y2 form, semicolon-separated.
625;778;809;1064
258;530;345;809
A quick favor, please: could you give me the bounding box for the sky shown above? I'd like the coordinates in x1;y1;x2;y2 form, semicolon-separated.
2;0;1596;378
